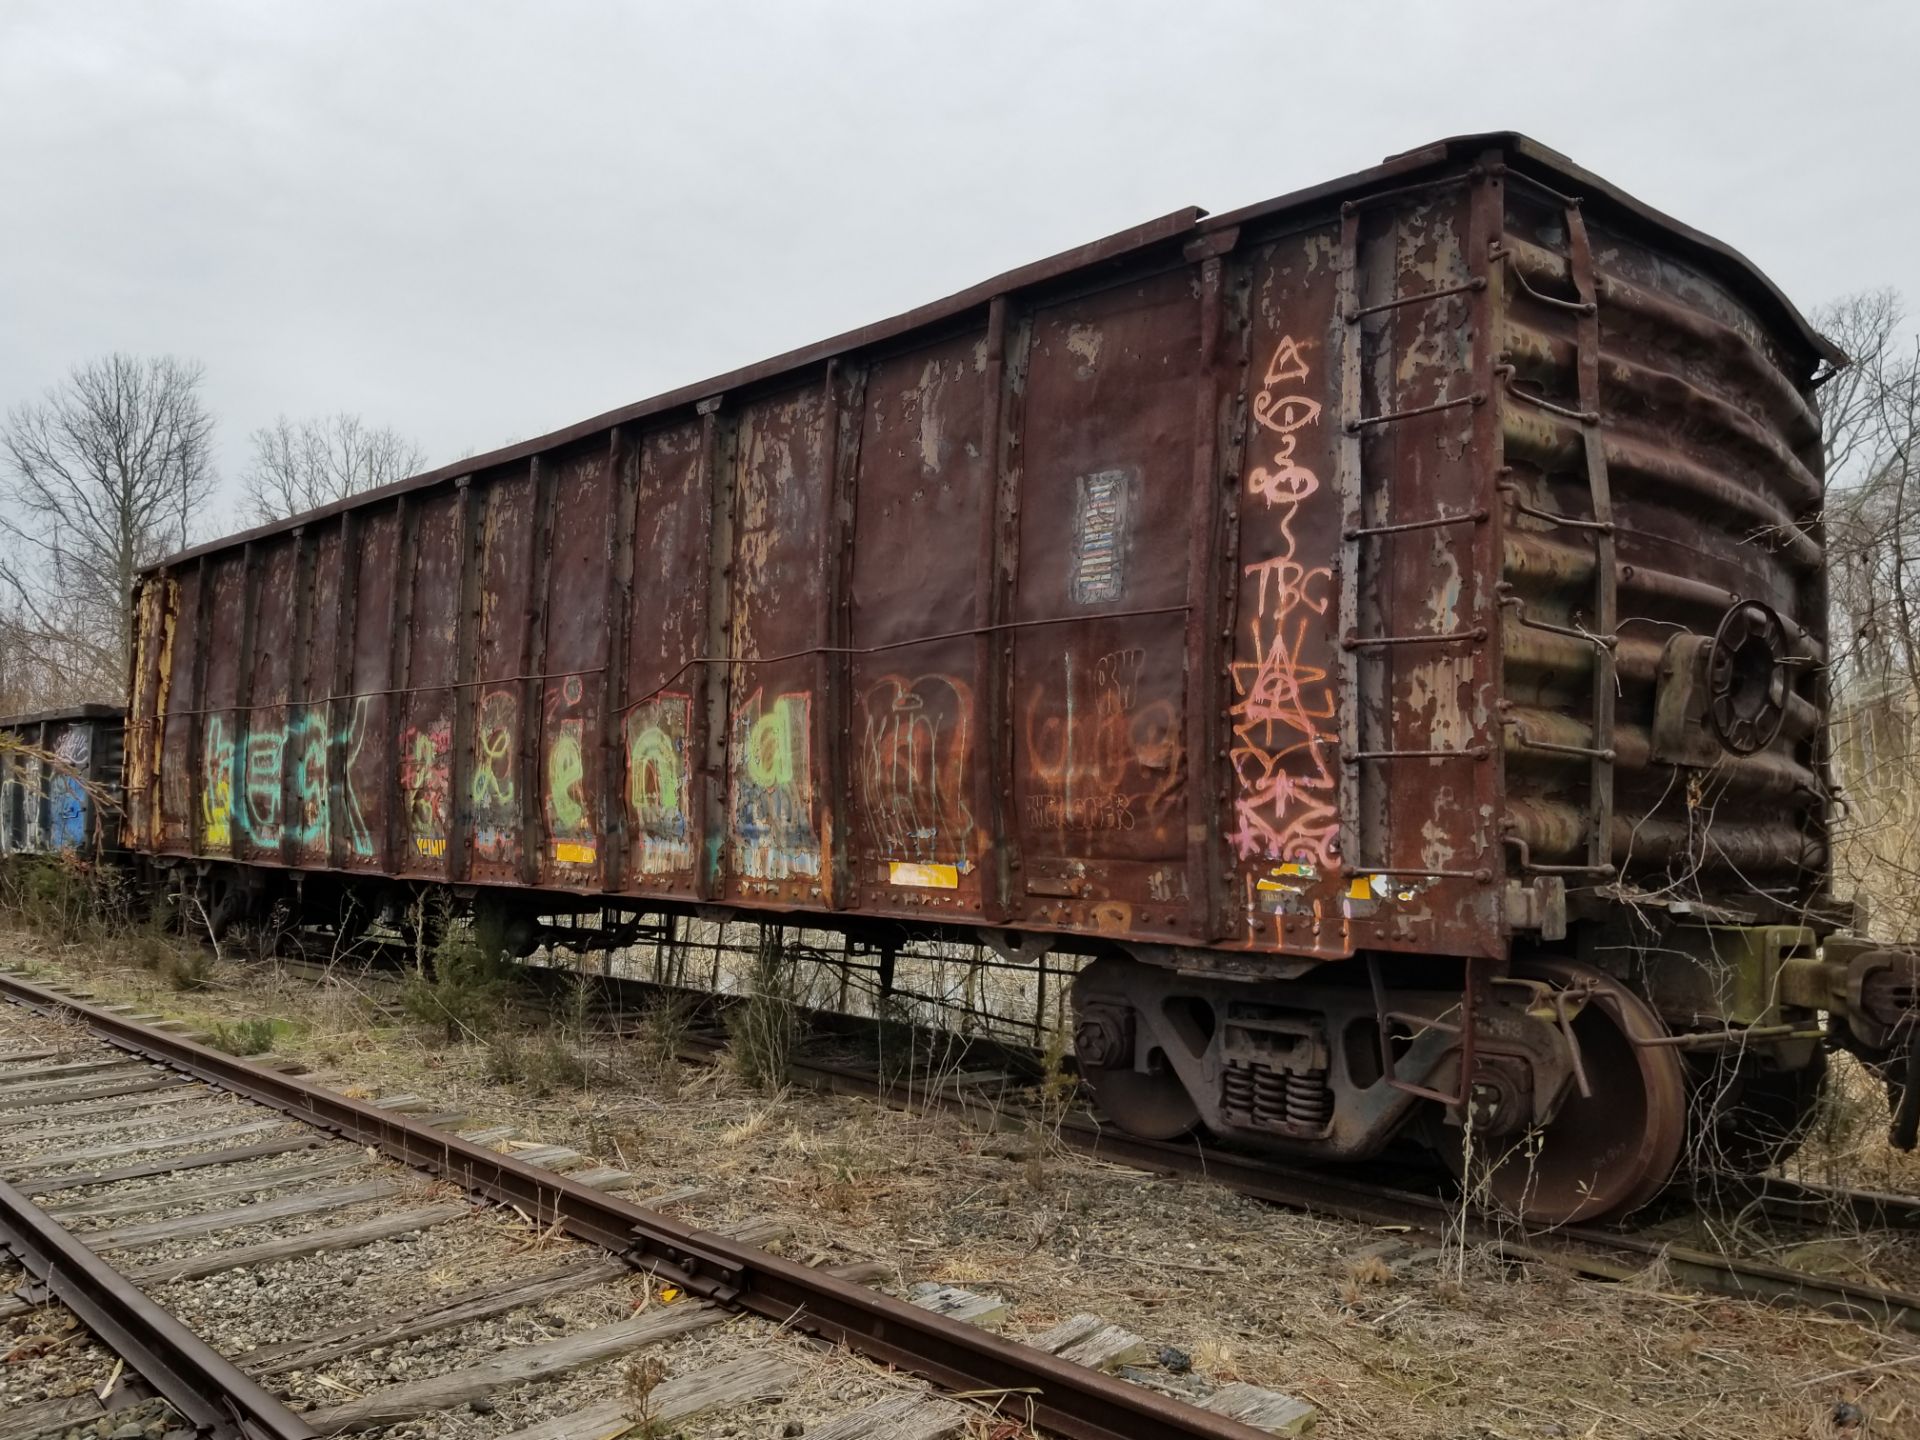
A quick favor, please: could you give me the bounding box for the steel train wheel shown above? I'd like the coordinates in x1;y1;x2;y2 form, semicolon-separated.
1445;959;1689;1226
1081;1058;1201;1140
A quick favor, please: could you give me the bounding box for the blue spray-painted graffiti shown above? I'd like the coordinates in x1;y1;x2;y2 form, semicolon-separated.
47;727;91;850
48;778;87;849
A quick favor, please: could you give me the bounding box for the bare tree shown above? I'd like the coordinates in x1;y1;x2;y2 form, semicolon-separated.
1823;293;1920;698
1817;292;1920;934
0;354;217;704
241;413;426;523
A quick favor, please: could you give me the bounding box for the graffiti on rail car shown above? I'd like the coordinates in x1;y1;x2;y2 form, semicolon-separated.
1070;469;1133;606
241;718;295;848
332;700;374;858
729;689;819;880
399;717;451;859
202;718;235;851
470;688;517;861
544;675;596;868
1023;647;1179;836
625;695;693;876
195;699;374;857
48;727;90;849
857;673;975;863
1230;335;1339;872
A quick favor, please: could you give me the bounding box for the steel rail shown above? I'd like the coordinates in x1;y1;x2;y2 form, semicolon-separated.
0;968;1272;1440
0;1173;317;1440
1686;1172;1920;1234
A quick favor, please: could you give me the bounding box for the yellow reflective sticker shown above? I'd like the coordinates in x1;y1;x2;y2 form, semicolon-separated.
888;861;959;889
1347;877;1373;900
553;841;597;865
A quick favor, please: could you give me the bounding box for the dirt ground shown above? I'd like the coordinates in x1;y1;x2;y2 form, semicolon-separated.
6;922;1920;1440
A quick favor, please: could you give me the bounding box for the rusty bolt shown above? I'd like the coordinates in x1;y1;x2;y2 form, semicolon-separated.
1074;1008;1133;1070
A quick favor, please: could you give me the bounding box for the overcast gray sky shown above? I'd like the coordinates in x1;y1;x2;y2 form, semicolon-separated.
4;0;1916;519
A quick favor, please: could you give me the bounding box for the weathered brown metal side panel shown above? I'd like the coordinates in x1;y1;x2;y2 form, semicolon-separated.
158;565;201;850
185;557;214;857
515;464;556;886
446;477;482;885
983;307;1032;924
469;467;536;884
724;387;829;906
620;419;708;898
599;431;639;892
285;525;338;867
1229;225;1349;955
324;509;360;873
342;508;397;871
1351;189;1497;960
847;329;992;924
1011;269;1199;941
396;493;460;875
232;541;289;861
819;361;862;912
694;409;737;901
198;554;247;856
536;450;612;888
278;529;314;867
1182;233;1252;944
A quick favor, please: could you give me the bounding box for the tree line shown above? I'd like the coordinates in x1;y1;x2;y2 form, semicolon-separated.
0;356;424;712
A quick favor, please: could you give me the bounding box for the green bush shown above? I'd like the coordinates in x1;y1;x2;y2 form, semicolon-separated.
402;911;512;1042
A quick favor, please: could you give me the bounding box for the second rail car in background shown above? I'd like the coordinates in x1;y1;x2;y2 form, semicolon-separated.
0;706;123;859
118;131;1920;1223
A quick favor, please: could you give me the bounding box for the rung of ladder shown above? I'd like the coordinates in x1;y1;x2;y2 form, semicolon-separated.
1506;721;1616;763
1498;482;1613;533
1344;276;1487;323
1342;626;1487;650
1345;507;1487;539
1490;249;1597;315
1501;830;1618;879
1496;366;1598;425
1343;745;1490;763
1496;592;1617;649
1344;391;1485;432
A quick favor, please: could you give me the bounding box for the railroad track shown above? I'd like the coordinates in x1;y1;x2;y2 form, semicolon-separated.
253;946;1920;1337
0;965;1306;1440
500;960;1920;1336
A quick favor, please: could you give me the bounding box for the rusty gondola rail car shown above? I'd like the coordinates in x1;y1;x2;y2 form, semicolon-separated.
121;131;1920;1224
